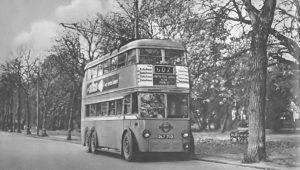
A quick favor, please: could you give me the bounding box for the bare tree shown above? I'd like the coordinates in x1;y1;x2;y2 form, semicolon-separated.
50;30;85;140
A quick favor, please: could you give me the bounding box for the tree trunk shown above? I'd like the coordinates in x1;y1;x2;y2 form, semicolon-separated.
1;109;6;131
9;93;14;132
200;103;208;131
26;93;31;135
5;97;9;131
41;94;48;136
221;104;230;133
242;0;276;163
244;36;268;162
193;111;202;130
67;90;76;140
17;87;22;133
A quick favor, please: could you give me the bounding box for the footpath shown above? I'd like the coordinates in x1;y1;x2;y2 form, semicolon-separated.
18;129;299;170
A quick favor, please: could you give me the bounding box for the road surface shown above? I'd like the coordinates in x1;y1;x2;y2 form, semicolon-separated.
0;131;257;170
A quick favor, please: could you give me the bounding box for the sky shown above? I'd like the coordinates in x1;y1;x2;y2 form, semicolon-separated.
0;0;115;63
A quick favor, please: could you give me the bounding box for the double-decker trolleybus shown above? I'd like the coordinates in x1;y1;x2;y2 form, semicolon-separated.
81;39;194;161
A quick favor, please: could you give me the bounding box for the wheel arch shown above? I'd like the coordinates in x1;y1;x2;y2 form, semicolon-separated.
121;128;138;155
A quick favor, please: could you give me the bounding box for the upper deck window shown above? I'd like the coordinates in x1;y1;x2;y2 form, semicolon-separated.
165;49;186;66
111;56;118;71
103;59;112;74
118;53;126;68
139;48;162;65
91;66;98;79
98;64;103;76
127;49;136;65
86;69;92;80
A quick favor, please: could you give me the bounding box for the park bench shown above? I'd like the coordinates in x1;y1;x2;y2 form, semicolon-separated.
230;127;248;143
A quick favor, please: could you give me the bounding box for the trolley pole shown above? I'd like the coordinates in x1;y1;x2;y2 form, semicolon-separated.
134;0;139;39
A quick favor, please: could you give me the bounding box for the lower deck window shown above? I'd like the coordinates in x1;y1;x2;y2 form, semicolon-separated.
85;99;121;117
108;101;116;115
116;99;123;115
101;102;109;115
124;93;138;114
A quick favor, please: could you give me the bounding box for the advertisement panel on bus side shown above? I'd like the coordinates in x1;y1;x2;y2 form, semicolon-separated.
86;74;119;95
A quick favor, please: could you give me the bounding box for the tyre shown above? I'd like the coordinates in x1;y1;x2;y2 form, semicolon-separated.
90;131;98;154
122;132;135;161
85;132;91;153
189;134;195;155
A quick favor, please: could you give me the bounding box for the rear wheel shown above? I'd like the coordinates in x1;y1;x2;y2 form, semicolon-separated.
122;132;135;161
91;131;98;154
85;132;91;153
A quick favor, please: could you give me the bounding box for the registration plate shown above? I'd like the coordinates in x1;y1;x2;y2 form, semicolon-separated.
158;134;174;139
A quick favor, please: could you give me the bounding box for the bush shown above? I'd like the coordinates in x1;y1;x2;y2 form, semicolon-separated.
238;120;248;127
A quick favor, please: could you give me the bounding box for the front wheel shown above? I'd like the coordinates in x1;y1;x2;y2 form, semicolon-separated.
122;132;135;161
189;134;195;155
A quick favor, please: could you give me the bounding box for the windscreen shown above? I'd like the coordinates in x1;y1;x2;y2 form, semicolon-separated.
140;93;165;118
167;94;188;118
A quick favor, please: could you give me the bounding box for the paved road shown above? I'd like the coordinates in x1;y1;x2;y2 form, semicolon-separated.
0;131;258;170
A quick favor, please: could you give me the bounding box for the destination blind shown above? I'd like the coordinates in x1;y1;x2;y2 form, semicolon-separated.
137;65;189;88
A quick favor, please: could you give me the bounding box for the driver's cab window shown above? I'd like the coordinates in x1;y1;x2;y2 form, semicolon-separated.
167;94;188;118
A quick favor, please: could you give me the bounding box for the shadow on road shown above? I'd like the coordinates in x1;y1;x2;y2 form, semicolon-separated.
92;150;123;160
135;153;193;162
90;150;192;162
92;149;193;162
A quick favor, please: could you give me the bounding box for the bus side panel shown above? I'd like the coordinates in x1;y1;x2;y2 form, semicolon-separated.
96;119;124;150
82;65;137;100
118;65;137;88
81;118;124;151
